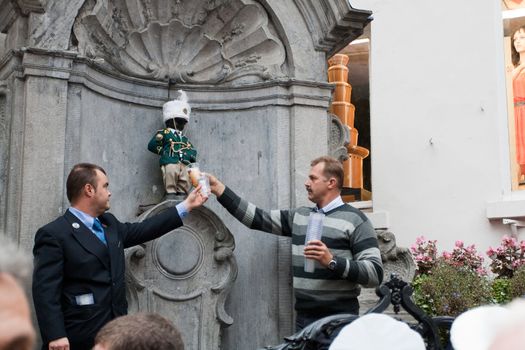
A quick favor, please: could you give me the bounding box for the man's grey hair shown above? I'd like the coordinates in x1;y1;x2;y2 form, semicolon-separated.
0;236;32;286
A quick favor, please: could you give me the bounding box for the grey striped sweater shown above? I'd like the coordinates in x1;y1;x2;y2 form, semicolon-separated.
218;186;383;316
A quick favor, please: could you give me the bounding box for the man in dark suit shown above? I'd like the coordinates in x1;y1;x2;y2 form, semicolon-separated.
32;163;206;350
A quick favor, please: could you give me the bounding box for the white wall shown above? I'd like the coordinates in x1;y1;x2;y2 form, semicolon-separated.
351;0;525;254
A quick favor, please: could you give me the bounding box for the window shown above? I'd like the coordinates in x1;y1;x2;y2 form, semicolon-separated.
502;1;525;190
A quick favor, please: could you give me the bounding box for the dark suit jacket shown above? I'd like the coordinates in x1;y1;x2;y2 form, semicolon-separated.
32;207;183;350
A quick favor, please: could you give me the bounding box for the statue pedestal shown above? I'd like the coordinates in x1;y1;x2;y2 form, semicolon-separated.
126;200;237;350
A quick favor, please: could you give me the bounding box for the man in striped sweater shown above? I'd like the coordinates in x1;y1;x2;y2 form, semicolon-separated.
208;156;383;348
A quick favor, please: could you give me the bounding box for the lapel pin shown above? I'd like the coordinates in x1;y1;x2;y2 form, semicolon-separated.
72;223;80;229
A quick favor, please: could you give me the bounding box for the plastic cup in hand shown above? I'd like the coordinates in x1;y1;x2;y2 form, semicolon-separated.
198;172;211;197
304;212;325;273
187;163;210;197
188;163;201;187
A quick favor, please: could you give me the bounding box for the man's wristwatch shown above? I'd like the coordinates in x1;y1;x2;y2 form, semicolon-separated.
327;258;337;271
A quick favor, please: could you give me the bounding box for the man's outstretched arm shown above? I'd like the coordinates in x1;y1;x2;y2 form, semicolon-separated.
208;174;293;237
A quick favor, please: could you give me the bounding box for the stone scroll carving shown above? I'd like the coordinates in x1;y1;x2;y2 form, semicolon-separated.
73;0;286;84
328;112;350;163
358;230;416;314
376;230;416;281
126;200;237;350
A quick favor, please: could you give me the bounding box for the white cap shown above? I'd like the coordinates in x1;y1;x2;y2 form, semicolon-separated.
329;313;425;350
162;90;191;122
451;300;525;350
450;304;509;350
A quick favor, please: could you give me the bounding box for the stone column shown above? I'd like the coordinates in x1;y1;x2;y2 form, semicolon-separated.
16;50;73;250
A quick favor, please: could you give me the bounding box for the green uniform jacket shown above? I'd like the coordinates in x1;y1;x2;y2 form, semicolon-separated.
147;128;197;166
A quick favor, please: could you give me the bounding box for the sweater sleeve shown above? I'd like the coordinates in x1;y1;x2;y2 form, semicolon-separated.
334;219;384;287
217;186;294;237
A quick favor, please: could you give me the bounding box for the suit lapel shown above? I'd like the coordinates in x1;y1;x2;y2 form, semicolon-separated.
64;211;110;270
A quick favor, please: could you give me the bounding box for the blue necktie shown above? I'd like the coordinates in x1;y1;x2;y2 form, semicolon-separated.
92;218;107;245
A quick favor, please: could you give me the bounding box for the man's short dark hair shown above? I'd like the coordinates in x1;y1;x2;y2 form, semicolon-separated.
310;156;344;190
66;163;106;203
94;313;184;350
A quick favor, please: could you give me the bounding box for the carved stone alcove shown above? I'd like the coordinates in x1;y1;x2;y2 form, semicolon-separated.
126;200;237;350
72;0;287;84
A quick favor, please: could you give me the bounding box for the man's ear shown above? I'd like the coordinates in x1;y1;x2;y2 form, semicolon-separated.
84;183;95;197
327;178;338;189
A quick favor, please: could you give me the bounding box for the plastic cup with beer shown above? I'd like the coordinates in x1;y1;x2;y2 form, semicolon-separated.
187;162;210;197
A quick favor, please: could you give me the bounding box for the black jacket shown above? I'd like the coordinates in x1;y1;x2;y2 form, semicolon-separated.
32;207;182;350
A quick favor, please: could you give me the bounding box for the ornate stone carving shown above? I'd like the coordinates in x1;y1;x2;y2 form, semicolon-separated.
376;230;416;282
358;230;416;314
293;0;372;55
73;0;286;84
328;112;350;163
0;0;46;33
126;200;237;349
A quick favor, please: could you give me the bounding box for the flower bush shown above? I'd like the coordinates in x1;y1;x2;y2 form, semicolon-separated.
412;262;491;317
508;266;525;299
410;236;437;275
410;235;525;316
441;240;486;276
411;237;485;276
486;235;525;278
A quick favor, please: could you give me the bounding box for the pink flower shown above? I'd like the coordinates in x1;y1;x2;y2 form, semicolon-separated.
455;240;464;248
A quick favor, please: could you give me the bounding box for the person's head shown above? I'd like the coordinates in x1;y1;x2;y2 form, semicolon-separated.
94;313;184;350
165;118;188;131
449;300;525;350
66;163;111;216
0;238;35;350
511;25;525;67
304;156;344;207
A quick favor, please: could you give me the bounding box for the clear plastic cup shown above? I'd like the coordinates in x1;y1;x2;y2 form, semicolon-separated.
304;212;325;273
187;163;210;197
198;172;210;197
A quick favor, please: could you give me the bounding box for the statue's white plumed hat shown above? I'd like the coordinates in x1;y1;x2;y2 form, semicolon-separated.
163;90;191;122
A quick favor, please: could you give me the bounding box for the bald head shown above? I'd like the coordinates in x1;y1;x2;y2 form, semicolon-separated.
0;273;35;350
